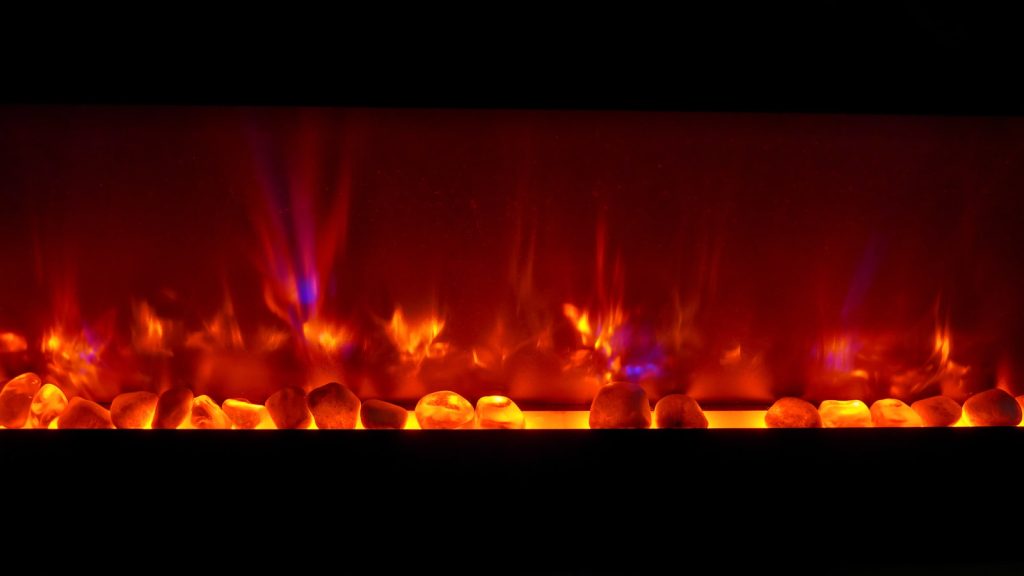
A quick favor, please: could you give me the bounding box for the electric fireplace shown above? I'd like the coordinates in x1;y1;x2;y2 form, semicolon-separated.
2;106;1023;565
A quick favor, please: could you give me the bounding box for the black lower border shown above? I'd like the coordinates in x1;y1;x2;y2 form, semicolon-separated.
2;429;1022;571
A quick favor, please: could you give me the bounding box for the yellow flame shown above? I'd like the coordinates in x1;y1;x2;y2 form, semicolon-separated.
562;302;622;359
563;304;592;339
43;332;62;354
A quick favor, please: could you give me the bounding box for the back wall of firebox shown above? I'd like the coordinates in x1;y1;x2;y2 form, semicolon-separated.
1;107;1023;406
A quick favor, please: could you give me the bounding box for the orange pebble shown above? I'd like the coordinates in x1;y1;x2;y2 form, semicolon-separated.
265;387;311;429
222;398;268;429
57;398;113;429
110;391;159;429
653;394;707;429
191;395;232;429
870;398;922;427
415;391;474;429
0;372;42;428
765;397;822;428
911;396;962;427
963;389;1022;426
153;388;193;429
28;383;68;429
360;399;408;429
819;400;872;428
476;395;525;429
307;382;360;430
589;382;650;429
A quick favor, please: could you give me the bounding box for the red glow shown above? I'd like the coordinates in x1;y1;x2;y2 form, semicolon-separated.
1;108;1023;410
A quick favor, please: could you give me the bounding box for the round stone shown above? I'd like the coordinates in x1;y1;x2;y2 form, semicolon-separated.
910;396;961;427
765;397;822;428
653;394;707;429
415;391;474;429
589;382;651;429
963;389;1022;426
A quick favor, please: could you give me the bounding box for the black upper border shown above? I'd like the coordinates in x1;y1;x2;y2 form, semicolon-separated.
3;4;1023;115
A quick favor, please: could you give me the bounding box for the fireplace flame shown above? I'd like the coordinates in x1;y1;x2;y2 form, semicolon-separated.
302;319;350;355
387;307;448;362
41;325;103;399
186;296;248;351
0;332;27;354
132;302;173;356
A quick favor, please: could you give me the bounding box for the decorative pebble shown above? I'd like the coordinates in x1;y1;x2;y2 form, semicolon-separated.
589;382;651;429
191;395;232;429
415;391;474;429
910;396;961;427
306;382;360;430
265;387;312;429
870;398;922;427
153;387;194;429
360;399;408;429
653;394;707;429
819;399;872;428
57;398;113;429
0;372;42;428
110;391;159;429
27;383;68;429
765;397;822;428
476;395;525;429
222;399;268;430
963;389;1022;426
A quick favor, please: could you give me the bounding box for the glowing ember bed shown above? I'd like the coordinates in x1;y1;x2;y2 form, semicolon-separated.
1;373;1021;430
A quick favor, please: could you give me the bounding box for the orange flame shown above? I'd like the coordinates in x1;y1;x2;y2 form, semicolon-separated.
562;303;623;360
0;332;28;354
131;302;173;356
41;326;103;399
387;307;448;362
186;296;248;351
186;298;290;355
301;319;350;355
934;320;951;367
562;302;626;383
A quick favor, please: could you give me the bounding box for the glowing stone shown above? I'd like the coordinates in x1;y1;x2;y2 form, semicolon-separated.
110;391;159;429
152;387;193;429
869;398;922;427
191;395;231;429
306;382;360;430
589;382;650;429
360;399;408;429
415;391;474;429
476;395;525;429
963;389;1022;426
57;398;113;429
910;396;961;427
265;387;312;429
818;400;872;428
28;383;68;429
0;372;42;428
764;397;821;428
653;394;707;429
222;399;267;429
